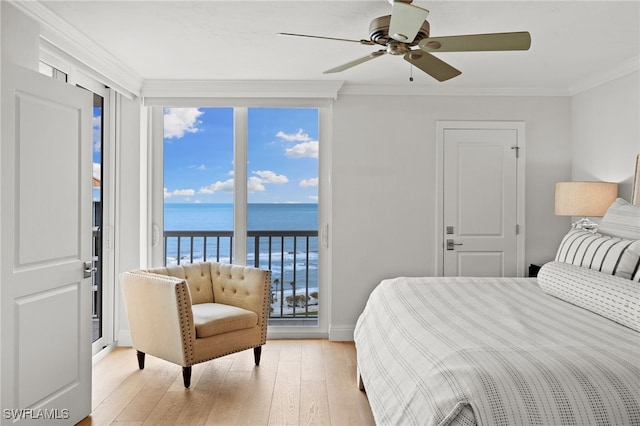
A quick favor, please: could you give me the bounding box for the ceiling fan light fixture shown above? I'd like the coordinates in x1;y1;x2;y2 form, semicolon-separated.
425;40;442;50
387;41;411;55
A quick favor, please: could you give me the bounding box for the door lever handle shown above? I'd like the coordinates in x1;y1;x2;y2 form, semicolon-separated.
446;239;463;250
83;261;96;278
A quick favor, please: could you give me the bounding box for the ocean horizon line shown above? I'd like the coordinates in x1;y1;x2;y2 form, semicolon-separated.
165;202;318;205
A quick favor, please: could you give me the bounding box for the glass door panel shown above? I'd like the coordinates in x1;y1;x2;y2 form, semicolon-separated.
247;108;319;326
163;108;234;265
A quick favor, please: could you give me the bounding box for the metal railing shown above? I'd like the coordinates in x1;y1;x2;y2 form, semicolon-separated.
164;230;319;322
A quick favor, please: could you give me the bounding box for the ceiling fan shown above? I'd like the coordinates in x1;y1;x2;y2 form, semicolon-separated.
279;0;531;82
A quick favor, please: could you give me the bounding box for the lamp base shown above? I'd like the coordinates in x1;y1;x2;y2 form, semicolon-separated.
572;217;599;232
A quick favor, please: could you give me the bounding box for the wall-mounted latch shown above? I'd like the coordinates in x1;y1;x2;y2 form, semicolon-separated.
446;226;454;234
446;239;463;250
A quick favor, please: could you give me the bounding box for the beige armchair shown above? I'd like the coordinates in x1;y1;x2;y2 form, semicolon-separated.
120;261;270;388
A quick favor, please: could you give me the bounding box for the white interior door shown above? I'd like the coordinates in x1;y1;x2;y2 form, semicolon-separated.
1;65;92;424
440;124;523;277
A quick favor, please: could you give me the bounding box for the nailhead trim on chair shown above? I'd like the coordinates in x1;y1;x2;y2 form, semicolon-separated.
259;270;271;345
175;281;195;366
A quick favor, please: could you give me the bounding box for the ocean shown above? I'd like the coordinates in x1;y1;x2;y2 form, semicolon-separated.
164;203;318;231
164;203;319;297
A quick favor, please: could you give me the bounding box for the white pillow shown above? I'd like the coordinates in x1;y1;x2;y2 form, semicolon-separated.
598;198;640;240
555;229;640;281
538;261;639;332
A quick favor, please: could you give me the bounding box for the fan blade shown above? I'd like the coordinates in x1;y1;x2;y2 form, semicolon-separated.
404;51;461;82
388;2;429;43
323;50;386;74
278;32;374;46
418;31;531;52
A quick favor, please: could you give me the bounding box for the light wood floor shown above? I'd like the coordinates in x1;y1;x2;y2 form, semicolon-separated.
78;339;375;426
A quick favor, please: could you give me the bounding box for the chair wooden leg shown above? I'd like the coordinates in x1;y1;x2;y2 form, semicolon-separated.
182;366;192;388
254;346;262;366
136;351;145;370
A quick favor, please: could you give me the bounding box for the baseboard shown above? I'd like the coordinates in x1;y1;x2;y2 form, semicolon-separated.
267;329;328;339
328;324;355;341
92;342;116;364
117;329;132;347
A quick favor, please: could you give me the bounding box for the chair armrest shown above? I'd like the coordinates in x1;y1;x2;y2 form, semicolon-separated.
120;271;196;366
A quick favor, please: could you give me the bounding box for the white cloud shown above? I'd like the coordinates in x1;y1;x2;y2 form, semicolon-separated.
285;141;319;159
199;179;235;194
253;170;289;184
164;108;204;139
189;164;207;170
164;187;195;198
276;128;318;159
308;195;318;202
197;170;288;195
276;129;312;142
93;163;101;180
248;176;266;193
300;177;318;187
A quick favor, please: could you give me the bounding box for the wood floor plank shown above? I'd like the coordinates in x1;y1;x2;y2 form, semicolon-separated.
323;342;375;425
89;340;374;426
204;371;252;425
268;360;301;426
235;347;279;426
115;360;179;422
91;347;138;409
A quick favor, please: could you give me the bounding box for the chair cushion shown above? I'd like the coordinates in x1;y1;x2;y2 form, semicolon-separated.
192;303;258;338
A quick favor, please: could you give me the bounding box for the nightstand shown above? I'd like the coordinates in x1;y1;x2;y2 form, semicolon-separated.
528;264;542;278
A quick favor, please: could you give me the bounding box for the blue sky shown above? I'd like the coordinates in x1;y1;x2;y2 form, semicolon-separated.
163;107;319;204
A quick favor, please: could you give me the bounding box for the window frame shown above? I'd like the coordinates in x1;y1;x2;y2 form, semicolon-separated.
148;101;332;338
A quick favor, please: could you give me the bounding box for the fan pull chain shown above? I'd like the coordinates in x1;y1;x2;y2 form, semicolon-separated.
409;64;414;82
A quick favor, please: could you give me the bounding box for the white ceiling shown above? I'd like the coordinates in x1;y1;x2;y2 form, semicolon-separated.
37;0;640;93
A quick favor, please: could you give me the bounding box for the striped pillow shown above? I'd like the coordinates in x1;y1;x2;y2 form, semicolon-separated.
538;261;639;332
598;198;640;240
555;229;640;281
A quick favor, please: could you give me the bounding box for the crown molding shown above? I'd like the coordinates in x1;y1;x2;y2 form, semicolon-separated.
141;79;344;101
11;0;144;97
569;56;640;96
337;83;570;97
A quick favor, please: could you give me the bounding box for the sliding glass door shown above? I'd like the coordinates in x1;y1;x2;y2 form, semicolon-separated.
247;108;319;326
161;107;320;328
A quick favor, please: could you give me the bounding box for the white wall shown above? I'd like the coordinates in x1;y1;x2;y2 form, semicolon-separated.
1;3;39;70
329;93;573;340
114;95;143;345
571;71;640;199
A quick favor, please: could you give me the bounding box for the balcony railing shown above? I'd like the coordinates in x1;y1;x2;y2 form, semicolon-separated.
164;230;319;324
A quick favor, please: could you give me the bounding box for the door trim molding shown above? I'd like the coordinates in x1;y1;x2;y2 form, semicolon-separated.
435;121;526;277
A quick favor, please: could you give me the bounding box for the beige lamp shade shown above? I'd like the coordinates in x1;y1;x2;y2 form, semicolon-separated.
554;181;618;217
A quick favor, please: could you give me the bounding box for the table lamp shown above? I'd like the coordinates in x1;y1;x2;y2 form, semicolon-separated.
554;181;618;231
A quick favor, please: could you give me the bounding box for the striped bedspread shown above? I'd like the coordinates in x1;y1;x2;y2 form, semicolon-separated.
354;276;640;426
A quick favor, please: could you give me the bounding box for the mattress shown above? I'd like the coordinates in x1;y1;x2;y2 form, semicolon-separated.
353;275;640;426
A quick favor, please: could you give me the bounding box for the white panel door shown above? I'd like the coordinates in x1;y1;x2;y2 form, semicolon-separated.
1;65;92;424
443;128;519;277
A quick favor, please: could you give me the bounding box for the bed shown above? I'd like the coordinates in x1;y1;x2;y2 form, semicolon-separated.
354;198;640;426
